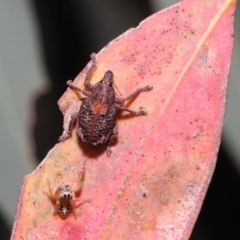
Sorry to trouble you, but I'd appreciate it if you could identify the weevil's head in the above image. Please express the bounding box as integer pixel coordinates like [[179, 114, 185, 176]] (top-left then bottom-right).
[[101, 70, 114, 86], [92, 70, 116, 105]]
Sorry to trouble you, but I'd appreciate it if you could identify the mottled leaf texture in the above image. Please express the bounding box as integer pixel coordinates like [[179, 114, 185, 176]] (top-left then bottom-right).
[[11, 0, 237, 239]]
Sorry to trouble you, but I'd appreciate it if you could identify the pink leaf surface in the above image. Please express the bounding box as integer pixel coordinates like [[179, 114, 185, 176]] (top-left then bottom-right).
[[11, 0, 237, 239]]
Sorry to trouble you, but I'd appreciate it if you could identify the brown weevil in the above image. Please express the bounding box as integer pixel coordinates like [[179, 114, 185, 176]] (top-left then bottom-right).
[[59, 53, 153, 155]]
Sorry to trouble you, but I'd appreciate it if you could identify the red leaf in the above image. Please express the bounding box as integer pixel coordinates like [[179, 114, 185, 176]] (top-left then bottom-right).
[[11, 0, 237, 239]]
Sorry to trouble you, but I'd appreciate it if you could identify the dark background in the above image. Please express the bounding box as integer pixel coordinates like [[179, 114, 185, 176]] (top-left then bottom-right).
[[2, 1, 240, 239]]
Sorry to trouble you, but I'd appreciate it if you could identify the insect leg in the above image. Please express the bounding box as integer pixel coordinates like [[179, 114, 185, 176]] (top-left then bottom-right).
[[84, 53, 97, 90], [43, 179, 59, 215], [74, 199, 91, 213], [70, 194, 77, 219], [59, 112, 78, 141], [114, 104, 147, 116], [72, 161, 85, 195], [53, 202, 58, 216], [72, 192, 90, 218], [43, 179, 55, 201], [106, 125, 118, 156], [115, 85, 153, 104], [67, 80, 91, 97]]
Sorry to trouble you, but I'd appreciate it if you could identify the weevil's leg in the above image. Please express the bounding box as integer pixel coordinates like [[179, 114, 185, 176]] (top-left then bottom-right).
[[114, 104, 147, 116], [106, 147, 112, 156], [67, 80, 91, 97], [84, 53, 97, 90], [115, 85, 153, 104], [59, 112, 78, 141], [106, 125, 118, 156]]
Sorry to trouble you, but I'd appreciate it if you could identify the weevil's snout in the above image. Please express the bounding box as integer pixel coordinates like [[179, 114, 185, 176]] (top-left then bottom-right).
[[102, 70, 114, 86]]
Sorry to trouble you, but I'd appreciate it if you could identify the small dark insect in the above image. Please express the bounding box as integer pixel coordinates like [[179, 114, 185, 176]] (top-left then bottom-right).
[[59, 53, 153, 156], [44, 171, 88, 219]]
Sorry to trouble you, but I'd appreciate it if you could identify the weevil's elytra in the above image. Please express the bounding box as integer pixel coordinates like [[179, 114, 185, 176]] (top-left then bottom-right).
[[59, 53, 153, 156]]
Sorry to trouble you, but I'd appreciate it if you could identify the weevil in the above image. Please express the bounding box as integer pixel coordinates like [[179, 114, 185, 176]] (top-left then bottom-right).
[[59, 53, 153, 156]]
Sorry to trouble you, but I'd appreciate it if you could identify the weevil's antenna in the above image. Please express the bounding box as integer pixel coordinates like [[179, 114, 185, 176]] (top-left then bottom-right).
[[113, 82, 123, 97]]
